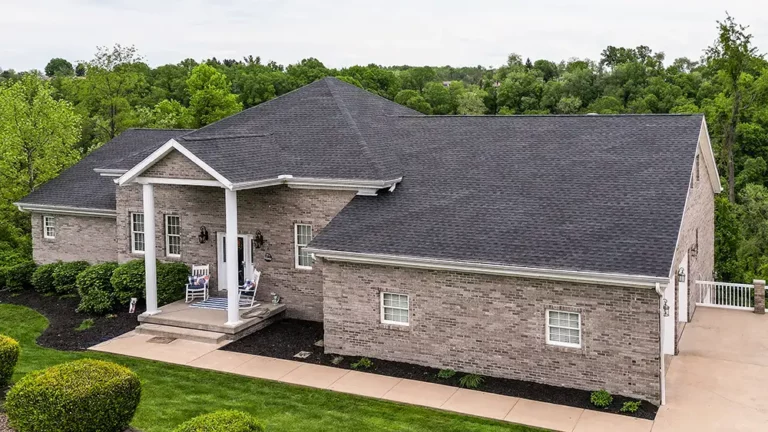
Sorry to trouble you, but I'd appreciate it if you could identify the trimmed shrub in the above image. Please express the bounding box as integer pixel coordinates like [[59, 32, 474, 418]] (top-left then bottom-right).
[[52, 261, 90, 295], [77, 262, 119, 314], [111, 259, 145, 305], [458, 373, 484, 389], [31, 262, 62, 293], [5, 261, 37, 291], [157, 262, 190, 305], [0, 266, 7, 289], [590, 389, 613, 408], [0, 334, 20, 387], [172, 410, 265, 432], [5, 359, 141, 432], [620, 400, 641, 413]]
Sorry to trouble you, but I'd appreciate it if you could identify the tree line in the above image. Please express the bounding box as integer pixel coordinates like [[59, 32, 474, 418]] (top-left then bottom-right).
[[1, 14, 767, 283]]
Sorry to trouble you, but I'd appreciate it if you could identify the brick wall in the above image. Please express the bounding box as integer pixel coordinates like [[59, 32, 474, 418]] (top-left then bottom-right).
[[674, 148, 716, 343], [323, 262, 662, 404], [116, 183, 355, 320], [142, 150, 215, 180], [30, 213, 117, 264]]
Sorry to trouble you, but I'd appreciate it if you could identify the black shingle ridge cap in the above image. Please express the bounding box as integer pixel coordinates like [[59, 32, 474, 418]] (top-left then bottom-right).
[[325, 78, 387, 179], [388, 113, 703, 118], [181, 133, 273, 142]]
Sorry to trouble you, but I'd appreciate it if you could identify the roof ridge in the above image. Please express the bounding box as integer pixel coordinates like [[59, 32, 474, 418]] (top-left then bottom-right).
[[325, 78, 387, 179], [389, 113, 704, 118], [181, 132, 272, 142]]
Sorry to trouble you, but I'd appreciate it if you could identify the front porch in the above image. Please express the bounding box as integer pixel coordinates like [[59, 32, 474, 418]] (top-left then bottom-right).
[[136, 299, 286, 343]]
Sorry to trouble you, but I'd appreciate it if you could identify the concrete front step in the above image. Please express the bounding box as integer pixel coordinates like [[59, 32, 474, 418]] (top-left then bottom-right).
[[135, 323, 228, 344]]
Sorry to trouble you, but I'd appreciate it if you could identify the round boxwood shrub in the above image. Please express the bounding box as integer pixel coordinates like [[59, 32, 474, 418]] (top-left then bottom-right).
[[52, 261, 90, 295], [111, 259, 146, 305], [0, 334, 20, 387], [5, 359, 141, 432], [31, 262, 62, 293], [77, 262, 119, 314], [158, 262, 191, 306], [5, 261, 37, 291], [172, 410, 265, 432]]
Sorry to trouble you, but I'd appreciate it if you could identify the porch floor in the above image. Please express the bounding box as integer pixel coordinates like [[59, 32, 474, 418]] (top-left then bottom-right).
[[137, 299, 286, 338]]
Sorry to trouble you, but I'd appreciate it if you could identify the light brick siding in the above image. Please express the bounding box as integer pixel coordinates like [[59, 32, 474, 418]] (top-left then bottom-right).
[[673, 149, 716, 344], [323, 262, 662, 404], [30, 213, 117, 264], [142, 150, 215, 180], [116, 183, 355, 320]]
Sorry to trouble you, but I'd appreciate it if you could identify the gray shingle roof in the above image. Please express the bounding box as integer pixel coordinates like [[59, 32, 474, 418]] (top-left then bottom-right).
[[176, 77, 419, 184], [18, 129, 189, 210], [310, 114, 705, 278]]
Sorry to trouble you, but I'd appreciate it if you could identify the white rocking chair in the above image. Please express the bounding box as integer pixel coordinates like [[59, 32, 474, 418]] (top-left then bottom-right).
[[238, 269, 261, 309], [185, 265, 210, 303]]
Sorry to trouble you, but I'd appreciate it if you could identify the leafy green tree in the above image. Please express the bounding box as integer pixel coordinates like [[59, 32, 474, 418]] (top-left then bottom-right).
[[715, 196, 743, 281], [75, 62, 86, 77], [706, 14, 762, 202], [0, 75, 80, 209], [187, 64, 242, 127], [456, 90, 487, 115], [400, 67, 437, 93], [394, 89, 432, 114], [556, 96, 582, 114], [285, 58, 330, 86], [44, 58, 74, 77], [423, 82, 453, 114]]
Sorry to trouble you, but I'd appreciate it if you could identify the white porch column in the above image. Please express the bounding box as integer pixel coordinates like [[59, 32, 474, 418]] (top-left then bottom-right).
[[143, 183, 159, 315], [225, 189, 241, 326]]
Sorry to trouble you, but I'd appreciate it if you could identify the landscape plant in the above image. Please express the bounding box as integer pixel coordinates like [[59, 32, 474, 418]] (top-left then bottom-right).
[[172, 410, 265, 432], [52, 260, 89, 295], [157, 261, 191, 305], [350, 357, 374, 370], [77, 261, 119, 314], [458, 374, 484, 389], [0, 334, 20, 386], [590, 389, 613, 408], [437, 369, 456, 379], [111, 259, 146, 304], [5, 261, 37, 291], [620, 400, 642, 413], [31, 262, 62, 293], [4, 358, 141, 432]]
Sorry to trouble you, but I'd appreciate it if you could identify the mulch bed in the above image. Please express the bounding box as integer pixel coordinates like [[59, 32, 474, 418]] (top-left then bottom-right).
[[224, 318, 658, 420], [0, 289, 142, 351]]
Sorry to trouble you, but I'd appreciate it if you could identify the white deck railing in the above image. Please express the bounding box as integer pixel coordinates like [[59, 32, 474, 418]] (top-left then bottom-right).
[[695, 281, 755, 311]]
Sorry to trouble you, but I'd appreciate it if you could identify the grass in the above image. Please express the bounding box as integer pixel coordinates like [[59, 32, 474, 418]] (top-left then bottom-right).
[[0, 304, 544, 432], [75, 318, 95, 331]]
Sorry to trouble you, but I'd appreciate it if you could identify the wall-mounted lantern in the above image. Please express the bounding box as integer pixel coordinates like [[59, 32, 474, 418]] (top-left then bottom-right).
[[663, 299, 670, 317], [253, 230, 264, 249], [198, 226, 209, 244], [677, 266, 686, 283]]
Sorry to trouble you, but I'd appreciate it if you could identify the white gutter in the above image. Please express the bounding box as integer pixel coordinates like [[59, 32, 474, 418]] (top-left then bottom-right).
[[306, 248, 670, 288], [14, 203, 116, 218]]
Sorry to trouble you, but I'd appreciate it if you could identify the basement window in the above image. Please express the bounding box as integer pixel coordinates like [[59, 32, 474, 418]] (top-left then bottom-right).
[[381, 292, 409, 325], [546, 310, 581, 348], [43, 215, 55, 239]]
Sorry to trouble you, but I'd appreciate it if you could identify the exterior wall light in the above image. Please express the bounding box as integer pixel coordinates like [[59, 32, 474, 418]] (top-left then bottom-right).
[[198, 226, 209, 244], [663, 299, 670, 317], [677, 266, 686, 283]]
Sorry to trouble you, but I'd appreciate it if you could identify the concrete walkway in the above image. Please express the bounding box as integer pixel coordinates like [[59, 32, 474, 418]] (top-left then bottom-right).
[[652, 307, 768, 432], [91, 332, 652, 432]]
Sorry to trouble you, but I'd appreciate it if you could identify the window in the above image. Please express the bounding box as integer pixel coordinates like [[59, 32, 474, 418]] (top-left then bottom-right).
[[131, 213, 145, 253], [294, 224, 313, 269], [381, 292, 409, 325], [43, 215, 55, 239], [546, 310, 581, 348], [165, 215, 181, 257]]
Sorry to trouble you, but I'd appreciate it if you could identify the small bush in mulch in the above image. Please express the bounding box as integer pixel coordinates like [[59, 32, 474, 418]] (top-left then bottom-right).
[[0, 334, 20, 387], [77, 262, 119, 314], [31, 262, 62, 293], [0, 290, 143, 351], [5, 359, 141, 432], [5, 262, 37, 292], [111, 260, 145, 305], [172, 410, 265, 432], [223, 319, 658, 420], [157, 262, 189, 306], [52, 261, 90, 295]]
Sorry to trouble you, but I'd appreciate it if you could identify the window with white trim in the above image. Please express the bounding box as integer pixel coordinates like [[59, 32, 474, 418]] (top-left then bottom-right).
[[43, 215, 55, 239], [381, 292, 409, 325], [131, 213, 145, 253], [546, 310, 581, 348], [294, 224, 313, 269], [165, 215, 181, 257]]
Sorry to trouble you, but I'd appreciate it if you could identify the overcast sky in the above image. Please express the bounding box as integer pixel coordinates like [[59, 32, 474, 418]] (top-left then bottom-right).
[[2, 0, 767, 71]]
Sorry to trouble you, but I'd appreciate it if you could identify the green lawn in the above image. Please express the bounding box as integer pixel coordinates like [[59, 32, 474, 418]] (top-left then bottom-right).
[[0, 304, 543, 432]]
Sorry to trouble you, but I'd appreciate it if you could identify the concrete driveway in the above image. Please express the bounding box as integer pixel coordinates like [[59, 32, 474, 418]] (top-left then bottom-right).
[[653, 307, 768, 431]]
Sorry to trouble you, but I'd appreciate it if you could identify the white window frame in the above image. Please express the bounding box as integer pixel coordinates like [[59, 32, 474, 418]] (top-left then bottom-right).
[[294, 223, 313, 269], [165, 214, 181, 257], [545, 309, 581, 348], [380, 292, 410, 326], [43, 215, 55, 239], [130, 212, 145, 254]]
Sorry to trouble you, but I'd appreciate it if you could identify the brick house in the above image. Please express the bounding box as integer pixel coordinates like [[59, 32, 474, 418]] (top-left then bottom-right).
[[17, 77, 721, 405]]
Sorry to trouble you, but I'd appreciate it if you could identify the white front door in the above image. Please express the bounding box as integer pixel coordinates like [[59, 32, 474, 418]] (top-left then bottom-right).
[[663, 276, 676, 355], [217, 233, 253, 291]]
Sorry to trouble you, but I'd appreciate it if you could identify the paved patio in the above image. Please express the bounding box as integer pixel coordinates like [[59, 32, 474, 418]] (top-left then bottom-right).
[[91, 332, 653, 431]]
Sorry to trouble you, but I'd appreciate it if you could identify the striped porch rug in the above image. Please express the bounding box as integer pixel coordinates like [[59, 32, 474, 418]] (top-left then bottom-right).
[[189, 298, 228, 310]]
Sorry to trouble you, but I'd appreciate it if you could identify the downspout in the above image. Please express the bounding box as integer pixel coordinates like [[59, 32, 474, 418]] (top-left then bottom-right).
[[656, 282, 666, 406]]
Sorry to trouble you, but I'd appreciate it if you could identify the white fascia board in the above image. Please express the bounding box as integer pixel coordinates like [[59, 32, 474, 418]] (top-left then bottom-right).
[[305, 248, 669, 289], [14, 202, 116, 218], [699, 118, 723, 194], [233, 176, 402, 195], [117, 139, 233, 189], [135, 177, 225, 188], [94, 168, 127, 177]]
